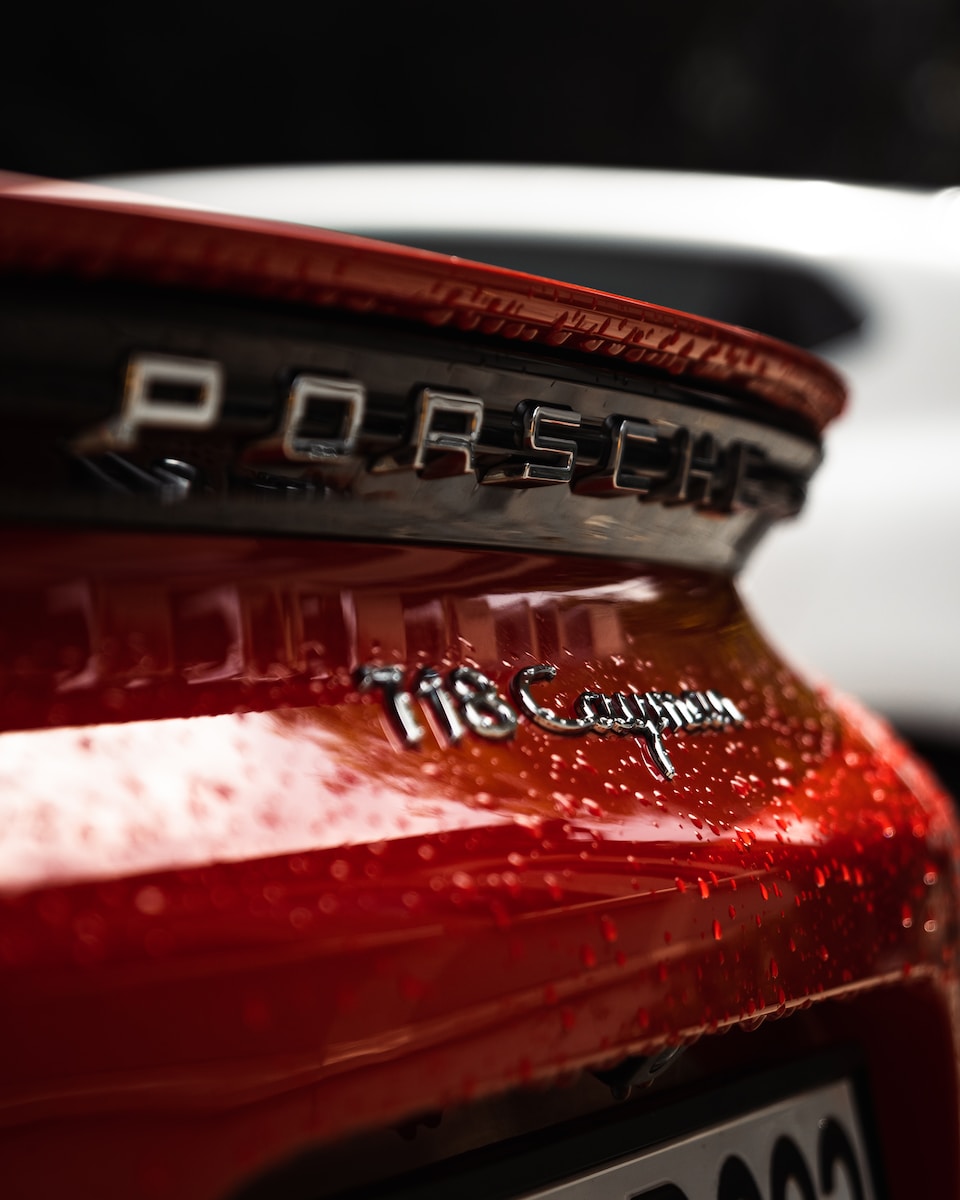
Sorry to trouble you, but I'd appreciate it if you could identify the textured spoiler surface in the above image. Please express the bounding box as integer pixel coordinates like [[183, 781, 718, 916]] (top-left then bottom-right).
[[0, 172, 845, 434]]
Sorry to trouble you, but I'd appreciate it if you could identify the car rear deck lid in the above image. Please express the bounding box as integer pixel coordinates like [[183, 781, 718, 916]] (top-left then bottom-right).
[[0, 174, 845, 572]]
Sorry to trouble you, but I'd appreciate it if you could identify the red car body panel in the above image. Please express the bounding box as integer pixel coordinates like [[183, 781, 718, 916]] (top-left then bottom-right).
[[0, 178, 955, 1198]]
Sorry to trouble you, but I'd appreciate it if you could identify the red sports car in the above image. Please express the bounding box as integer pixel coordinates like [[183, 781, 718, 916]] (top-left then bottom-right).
[[0, 173, 955, 1198]]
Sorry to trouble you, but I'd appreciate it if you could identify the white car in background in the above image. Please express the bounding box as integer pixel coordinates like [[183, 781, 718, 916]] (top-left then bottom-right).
[[101, 165, 960, 750]]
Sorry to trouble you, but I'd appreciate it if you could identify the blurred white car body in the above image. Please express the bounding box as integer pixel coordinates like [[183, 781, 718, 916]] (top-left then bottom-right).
[[99, 165, 960, 740]]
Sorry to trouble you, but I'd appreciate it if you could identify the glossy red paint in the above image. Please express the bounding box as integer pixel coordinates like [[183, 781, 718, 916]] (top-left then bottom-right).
[[0, 173, 844, 432], [0, 530, 957, 1196], [0, 178, 955, 1198]]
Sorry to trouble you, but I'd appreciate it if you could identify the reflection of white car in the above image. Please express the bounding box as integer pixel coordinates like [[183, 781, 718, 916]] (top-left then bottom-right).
[[102, 165, 960, 742]]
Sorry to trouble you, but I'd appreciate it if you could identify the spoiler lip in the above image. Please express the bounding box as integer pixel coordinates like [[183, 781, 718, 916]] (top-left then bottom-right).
[[0, 171, 845, 435]]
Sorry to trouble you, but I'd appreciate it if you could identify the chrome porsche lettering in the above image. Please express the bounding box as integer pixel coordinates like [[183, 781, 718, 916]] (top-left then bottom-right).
[[358, 661, 745, 780], [573, 417, 671, 497], [669, 429, 720, 506], [72, 351, 796, 516], [246, 374, 366, 463], [482, 403, 582, 486], [373, 389, 484, 477], [74, 352, 224, 455]]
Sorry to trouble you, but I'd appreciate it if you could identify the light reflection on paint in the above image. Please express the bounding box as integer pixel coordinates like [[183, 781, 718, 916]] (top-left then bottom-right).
[[0, 708, 512, 890]]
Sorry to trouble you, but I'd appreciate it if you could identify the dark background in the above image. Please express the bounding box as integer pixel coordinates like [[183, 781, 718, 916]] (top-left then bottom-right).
[[3, 0, 960, 186]]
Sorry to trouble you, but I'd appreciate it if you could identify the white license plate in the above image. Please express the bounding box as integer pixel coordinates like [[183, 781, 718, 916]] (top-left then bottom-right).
[[522, 1079, 875, 1200]]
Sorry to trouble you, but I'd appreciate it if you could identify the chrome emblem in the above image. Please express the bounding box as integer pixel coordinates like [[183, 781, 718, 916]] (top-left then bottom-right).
[[72, 352, 807, 518], [356, 662, 745, 781]]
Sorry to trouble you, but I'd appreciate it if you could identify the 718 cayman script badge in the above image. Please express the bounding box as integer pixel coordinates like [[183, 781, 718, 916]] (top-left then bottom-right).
[[356, 662, 745, 781]]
